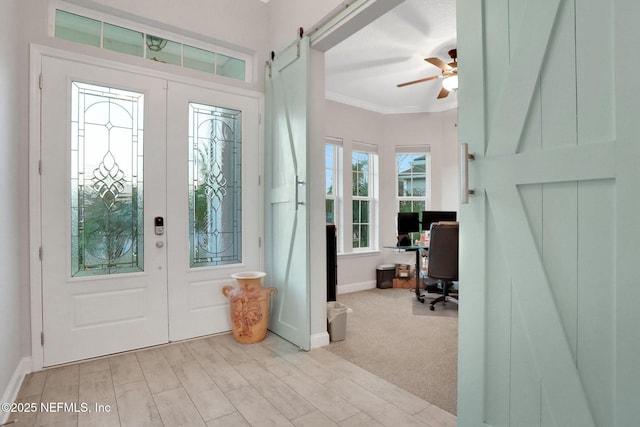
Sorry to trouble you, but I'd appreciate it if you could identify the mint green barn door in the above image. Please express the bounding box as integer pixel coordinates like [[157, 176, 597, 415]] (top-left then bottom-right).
[[457, 0, 640, 425], [264, 37, 311, 350]]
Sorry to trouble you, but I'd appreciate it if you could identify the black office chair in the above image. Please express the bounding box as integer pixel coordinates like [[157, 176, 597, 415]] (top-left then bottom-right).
[[418, 221, 459, 311]]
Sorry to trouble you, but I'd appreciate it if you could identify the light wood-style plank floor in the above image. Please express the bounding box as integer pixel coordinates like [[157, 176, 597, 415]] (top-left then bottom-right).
[[8, 333, 456, 427]]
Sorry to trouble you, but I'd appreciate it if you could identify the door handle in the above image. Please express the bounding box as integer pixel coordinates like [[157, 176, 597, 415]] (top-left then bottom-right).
[[295, 176, 305, 210], [460, 142, 476, 204]]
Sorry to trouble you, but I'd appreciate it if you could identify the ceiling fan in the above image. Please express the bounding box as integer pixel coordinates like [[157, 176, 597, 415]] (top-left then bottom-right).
[[397, 48, 458, 99]]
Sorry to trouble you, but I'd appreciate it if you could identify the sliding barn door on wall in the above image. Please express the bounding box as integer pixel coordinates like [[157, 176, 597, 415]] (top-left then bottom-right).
[[457, 0, 640, 425], [264, 37, 311, 350]]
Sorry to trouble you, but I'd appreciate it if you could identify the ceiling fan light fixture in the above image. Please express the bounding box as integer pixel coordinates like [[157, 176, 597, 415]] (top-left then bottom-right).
[[442, 75, 458, 92]]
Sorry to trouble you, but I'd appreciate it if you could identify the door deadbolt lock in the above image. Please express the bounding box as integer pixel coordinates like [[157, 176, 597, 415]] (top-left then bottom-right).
[[154, 216, 165, 235]]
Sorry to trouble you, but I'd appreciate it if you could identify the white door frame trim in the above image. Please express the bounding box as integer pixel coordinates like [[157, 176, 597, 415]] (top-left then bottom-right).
[[28, 44, 264, 371]]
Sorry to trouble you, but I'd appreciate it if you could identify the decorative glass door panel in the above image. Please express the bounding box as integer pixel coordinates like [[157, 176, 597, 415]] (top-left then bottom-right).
[[188, 102, 242, 268], [71, 82, 145, 276]]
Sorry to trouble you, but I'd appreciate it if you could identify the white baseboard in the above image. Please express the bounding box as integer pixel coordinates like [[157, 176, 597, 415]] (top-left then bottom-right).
[[310, 331, 330, 349], [337, 280, 376, 295], [0, 356, 32, 424]]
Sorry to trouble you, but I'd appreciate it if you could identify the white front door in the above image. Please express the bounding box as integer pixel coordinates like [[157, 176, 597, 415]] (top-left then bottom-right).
[[457, 0, 640, 425], [41, 57, 169, 366], [166, 81, 262, 341], [40, 56, 261, 366]]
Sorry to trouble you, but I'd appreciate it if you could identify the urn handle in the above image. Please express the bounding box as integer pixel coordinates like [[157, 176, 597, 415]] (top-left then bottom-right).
[[222, 285, 234, 298]]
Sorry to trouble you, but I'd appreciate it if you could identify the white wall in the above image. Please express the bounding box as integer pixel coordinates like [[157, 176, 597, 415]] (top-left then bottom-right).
[[383, 109, 460, 212], [325, 100, 459, 292], [0, 0, 25, 406]]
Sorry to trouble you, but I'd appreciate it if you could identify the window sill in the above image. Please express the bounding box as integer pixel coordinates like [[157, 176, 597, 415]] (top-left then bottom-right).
[[337, 250, 381, 259]]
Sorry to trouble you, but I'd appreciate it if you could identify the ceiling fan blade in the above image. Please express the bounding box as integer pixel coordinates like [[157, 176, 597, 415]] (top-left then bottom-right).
[[437, 87, 450, 99], [397, 75, 439, 88], [425, 57, 452, 72]]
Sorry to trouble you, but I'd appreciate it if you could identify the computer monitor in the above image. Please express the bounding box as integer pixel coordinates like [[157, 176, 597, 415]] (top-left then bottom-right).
[[422, 210, 457, 231], [397, 212, 420, 247], [397, 212, 421, 234]]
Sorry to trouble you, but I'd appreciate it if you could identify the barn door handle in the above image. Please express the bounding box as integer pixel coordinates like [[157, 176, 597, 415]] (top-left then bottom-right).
[[460, 143, 476, 204], [295, 176, 305, 210]]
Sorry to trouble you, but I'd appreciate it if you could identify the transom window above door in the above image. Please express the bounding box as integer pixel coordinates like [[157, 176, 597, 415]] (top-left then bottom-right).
[[51, 6, 251, 81]]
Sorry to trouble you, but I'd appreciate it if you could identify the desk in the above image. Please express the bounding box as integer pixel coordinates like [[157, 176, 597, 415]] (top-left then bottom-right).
[[384, 244, 428, 300]]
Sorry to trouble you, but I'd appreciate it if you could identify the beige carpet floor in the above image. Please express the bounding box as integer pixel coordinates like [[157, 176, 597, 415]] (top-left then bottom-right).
[[326, 287, 458, 415]]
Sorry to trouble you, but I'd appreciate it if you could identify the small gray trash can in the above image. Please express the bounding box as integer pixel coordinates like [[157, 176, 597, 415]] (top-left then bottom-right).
[[327, 301, 350, 342], [376, 264, 395, 289]]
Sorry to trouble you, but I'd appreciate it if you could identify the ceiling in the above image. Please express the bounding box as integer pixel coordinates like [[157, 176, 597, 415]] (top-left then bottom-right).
[[325, 0, 457, 114]]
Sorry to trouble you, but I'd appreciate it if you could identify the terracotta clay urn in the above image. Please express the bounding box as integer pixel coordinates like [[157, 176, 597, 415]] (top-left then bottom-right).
[[222, 271, 277, 344]]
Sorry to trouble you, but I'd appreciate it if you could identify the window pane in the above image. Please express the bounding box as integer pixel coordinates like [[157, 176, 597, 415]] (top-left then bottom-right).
[[188, 103, 242, 267], [360, 156, 369, 174], [217, 53, 246, 80], [352, 151, 369, 197], [326, 199, 334, 224], [147, 36, 181, 65], [360, 224, 369, 247], [397, 154, 427, 195], [352, 171, 359, 196], [360, 200, 369, 223], [398, 180, 408, 197], [413, 200, 426, 212], [397, 152, 428, 214], [352, 200, 360, 222], [184, 45, 215, 74], [352, 225, 361, 248], [399, 200, 412, 212], [56, 10, 101, 47], [104, 24, 143, 57], [71, 82, 144, 276], [325, 145, 334, 196]]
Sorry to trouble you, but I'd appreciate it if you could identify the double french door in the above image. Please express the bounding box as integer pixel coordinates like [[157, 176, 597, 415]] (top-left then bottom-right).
[[39, 56, 260, 366]]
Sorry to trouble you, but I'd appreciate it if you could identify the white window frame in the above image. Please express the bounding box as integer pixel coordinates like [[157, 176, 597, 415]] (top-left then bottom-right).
[[325, 138, 343, 252], [350, 141, 378, 253], [396, 145, 431, 213]]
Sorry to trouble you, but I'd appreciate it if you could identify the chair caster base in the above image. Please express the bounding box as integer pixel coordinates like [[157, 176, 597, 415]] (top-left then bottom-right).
[[429, 305, 435, 311]]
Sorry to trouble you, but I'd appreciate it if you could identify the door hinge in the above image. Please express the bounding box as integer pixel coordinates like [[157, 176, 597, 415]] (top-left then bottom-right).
[[258, 113, 262, 125], [39, 246, 43, 261], [259, 237, 262, 248], [40, 332, 44, 346], [258, 175, 261, 186], [39, 73, 43, 90], [38, 160, 42, 175]]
